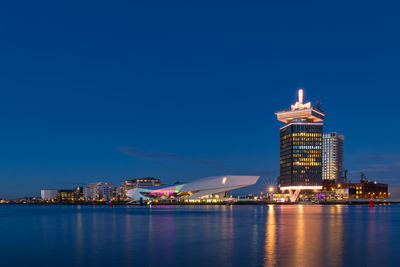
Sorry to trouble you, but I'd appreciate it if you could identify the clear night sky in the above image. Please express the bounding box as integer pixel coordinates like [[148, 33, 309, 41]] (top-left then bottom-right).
[[1, 1, 399, 198]]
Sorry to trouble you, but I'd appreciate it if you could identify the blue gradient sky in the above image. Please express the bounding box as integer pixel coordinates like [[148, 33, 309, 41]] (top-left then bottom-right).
[[1, 1, 399, 198]]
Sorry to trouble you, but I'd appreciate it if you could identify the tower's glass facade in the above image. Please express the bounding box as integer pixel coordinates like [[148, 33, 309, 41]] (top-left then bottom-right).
[[279, 124, 323, 187]]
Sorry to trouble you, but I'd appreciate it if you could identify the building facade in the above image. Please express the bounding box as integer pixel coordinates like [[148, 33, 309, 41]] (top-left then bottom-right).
[[130, 177, 161, 187], [347, 180, 388, 199], [83, 186, 92, 201], [322, 179, 388, 199], [322, 133, 344, 182], [74, 186, 84, 201], [118, 178, 161, 200], [57, 190, 75, 202], [41, 189, 58, 201], [276, 89, 325, 189], [279, 124, 324, 186], [84, 182, 115, 201]]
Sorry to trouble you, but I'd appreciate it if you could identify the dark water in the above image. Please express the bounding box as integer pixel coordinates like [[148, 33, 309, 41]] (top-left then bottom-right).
[[0, 205, 399, 267]]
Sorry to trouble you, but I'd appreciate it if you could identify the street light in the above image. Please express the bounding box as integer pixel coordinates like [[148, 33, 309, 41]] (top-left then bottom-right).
[[268, 186, 274, 193]]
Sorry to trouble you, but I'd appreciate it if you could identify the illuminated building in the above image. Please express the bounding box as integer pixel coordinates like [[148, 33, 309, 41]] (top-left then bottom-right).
[[84, 182, 115, 201], [322, 133, 344, 182], [321, 178, 388, 200], [41, 189, 58, 201], [272, 193, 290, 203], [131, 177, 161, 187], [83, 186, 92, 200], [57, 190, 75, 202], [346, 180, 388, 199], [276, 89, 325, 201], [74, 186, 84, 201], [121, 177, 161, 191], [126, 175, 259, 202], [118, 177, 161, 200]]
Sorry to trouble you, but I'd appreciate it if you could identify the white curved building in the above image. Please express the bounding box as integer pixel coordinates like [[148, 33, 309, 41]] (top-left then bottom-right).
[[126, 175, 260, 201]]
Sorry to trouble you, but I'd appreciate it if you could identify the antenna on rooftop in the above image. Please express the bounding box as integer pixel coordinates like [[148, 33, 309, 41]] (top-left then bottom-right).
[[298, 89, 303, 104]]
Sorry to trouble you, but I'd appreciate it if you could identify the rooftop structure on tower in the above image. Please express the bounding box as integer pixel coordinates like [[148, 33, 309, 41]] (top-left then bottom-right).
[[276, 89, 326, 123]]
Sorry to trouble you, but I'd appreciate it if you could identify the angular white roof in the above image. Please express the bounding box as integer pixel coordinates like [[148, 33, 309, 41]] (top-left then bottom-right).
[[127, 175, 260, 201]]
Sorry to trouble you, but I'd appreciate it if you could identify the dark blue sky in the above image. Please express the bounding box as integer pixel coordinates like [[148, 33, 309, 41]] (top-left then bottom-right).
[[1, 1, 399, 198]]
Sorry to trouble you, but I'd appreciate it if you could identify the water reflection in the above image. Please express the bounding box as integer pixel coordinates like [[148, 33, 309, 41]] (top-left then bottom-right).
[[75, 209, 83, 266], [265, 205, 276, 266], [264, 205, 344, 266], [325, 205, 344, 266], [294, 205, 306, 266], [0, 205, 398, 266]]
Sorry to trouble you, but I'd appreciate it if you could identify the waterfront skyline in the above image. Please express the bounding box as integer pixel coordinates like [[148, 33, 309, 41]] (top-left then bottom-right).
[[1, 1, 400, 198]]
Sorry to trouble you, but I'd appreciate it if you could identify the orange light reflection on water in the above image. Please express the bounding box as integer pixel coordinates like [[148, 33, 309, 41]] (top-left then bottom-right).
[[264, 205, 344, 266], [265, 205, 276, 266]]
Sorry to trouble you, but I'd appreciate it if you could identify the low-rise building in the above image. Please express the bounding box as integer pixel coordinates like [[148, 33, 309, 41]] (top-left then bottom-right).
[[347, 180, 388, 199], [57, 190, 75, 202], [272, 193, 290, 202], [322, 179, 388, 199], [124, 177, 161, 188], [119, 177, 161, 200], [74, 187, 84, 201], [84, 182, 115, 201], [41, 189, 58, 201]]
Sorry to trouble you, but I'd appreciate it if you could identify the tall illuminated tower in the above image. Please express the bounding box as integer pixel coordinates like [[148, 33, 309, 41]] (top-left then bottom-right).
[[275, 89, 325, 201], [322, 132, 344, 182]]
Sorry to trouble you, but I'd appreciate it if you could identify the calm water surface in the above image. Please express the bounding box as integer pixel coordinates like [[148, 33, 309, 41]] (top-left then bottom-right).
[[0, 205, 399, 267]]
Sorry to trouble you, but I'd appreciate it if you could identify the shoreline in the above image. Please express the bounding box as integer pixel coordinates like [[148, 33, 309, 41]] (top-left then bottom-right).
[[1, 200, 399, 206]]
